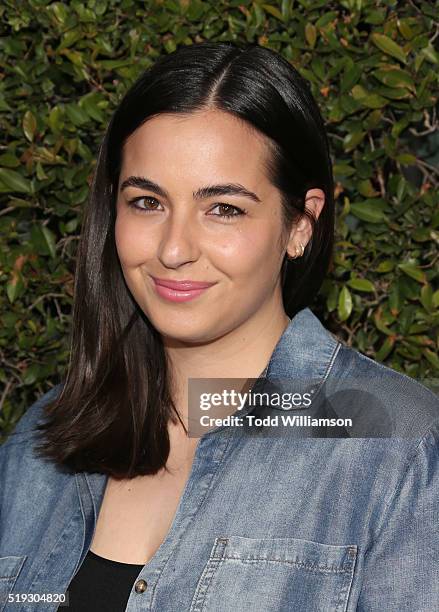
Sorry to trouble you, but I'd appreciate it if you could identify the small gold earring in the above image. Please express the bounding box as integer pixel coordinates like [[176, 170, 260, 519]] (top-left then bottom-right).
[[286, 242, 305, 261]]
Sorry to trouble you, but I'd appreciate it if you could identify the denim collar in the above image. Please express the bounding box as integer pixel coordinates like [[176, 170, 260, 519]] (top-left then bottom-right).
[[265, 306, 341, 389], [219, 306, 342, 424]]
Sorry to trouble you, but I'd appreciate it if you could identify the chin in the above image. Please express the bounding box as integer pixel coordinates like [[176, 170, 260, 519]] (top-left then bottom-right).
[[145, 311, 215, 344]]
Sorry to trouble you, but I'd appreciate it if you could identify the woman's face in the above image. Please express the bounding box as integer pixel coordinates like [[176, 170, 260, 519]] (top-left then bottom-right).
[[115, 109, 294, 343]]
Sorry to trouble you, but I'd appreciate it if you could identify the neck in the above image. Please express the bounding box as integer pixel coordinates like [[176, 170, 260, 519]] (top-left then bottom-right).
[[162, 299, 291, 428]]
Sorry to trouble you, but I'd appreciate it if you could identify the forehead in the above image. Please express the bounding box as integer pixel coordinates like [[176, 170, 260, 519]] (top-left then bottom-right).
[[119, 109, 272, 187]]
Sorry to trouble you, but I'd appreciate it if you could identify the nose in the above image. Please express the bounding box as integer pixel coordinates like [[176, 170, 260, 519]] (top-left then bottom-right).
[[157, 208, 201, 269]]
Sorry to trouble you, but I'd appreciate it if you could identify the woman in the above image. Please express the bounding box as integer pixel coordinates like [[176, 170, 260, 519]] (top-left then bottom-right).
[[1, 41, 438, 612]]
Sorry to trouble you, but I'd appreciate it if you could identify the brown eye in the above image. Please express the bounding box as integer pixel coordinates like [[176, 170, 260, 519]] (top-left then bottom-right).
[[209, 203, 247, 220], [127, 196, 162, 213]]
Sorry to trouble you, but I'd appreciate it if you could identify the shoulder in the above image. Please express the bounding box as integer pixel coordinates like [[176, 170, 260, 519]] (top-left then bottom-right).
[[0, 384, 78, 549], [328, 340, 439, 439], [0, 385, 66, 510], [1, 383, 64, 447], [0, 384, 66, 503]]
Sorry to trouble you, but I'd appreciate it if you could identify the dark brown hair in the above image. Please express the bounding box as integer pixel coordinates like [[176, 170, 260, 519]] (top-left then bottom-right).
[[32, 41, 334, 478]]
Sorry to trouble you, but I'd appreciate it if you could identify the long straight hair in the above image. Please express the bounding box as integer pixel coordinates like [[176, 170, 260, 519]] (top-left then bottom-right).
[[32, 42, 335, 478]]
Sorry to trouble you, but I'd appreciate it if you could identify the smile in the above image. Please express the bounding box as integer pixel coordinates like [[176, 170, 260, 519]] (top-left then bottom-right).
[[150, 276, 216, 303]]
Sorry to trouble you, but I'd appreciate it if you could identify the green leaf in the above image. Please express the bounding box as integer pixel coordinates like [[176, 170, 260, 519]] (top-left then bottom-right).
[[262, 4, 284, 21], [347, 278, 375, 292], [0, 153, 20, 168], [357, 179, 379, 197], [375, 85, 411, 100], [338, 286, 352, 321], [374, 310, 394, 335], [65, 104, 90, 126], [420, 43, 438, 65], [48, 106, 65, 132], [390, 116, 410, 138], [412, 228, 431, 242], [79, 93, 105, 123], [405, 335, 432, 347], [99, 59, 134, 70], [370, 33, 407, 64], [352, 85, 367, 100], [349, 202, 386, 224], [333, 163, 356, 177], [360, 94, 388, 109], [185, 0, 206, 21], [50, 1, 69, 24], [22, 363, 40, 386], [398, 305, 417, 335], [375, 335, 396, 361], [59, 30, 83, 49], [315, 12, 337, 27], [364, 109, 382, 130], [399, 276, 421, 300], [0, 168, 32, 194], [343, 131, 366, 152], [388, 280, 403, 313], [36, 162, 48, 180], [61, 49, 85, 67], [41, 226, 57, 258], [30, 224, 57, 257], [22, 110, 37, 142], [397, 19, 414, 40], [423, 348, 439, 370], [6, 274, 24, 303], [398, 263, 426, 283], [420, 284, 434, 312], [65, 218, 79, 233], [375, 260, 395, 273], [326, 283, 338, 312], [305, 23, 317, 48], [396, 153, 416, 165], [0, 96, 12, 111], [340, 95, 362, 115], [372, 68, 415, 92], [365, 9, 386, 25], [340, 65, 362, 93]]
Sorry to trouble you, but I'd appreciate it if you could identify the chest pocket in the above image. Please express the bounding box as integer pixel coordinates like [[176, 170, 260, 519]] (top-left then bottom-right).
[[0, 555, 27, 612], [189, 536, 357, 612]]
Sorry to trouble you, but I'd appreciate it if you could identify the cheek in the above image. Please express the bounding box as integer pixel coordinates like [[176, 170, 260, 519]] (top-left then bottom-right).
[[114, 214, 153, 267], [213, 224, 281, 276]]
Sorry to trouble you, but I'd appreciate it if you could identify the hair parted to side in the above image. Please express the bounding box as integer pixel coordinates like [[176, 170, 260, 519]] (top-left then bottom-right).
[[29, 41, 334, 478]]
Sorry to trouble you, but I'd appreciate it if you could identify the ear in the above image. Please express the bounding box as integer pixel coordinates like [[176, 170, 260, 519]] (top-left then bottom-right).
[[285, 188, 325, 258]]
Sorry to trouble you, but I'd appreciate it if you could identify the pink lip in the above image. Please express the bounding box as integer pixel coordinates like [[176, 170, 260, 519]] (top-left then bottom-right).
[[150, 276, 216, 303], [151, 277, 216, 290]]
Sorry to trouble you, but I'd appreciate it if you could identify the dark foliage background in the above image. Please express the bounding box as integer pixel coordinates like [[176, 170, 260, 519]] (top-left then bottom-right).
[[1, 0, 438, 440]]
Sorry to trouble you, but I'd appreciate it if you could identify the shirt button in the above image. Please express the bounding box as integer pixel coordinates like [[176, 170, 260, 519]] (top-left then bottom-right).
[[135, 579, 148, 593]]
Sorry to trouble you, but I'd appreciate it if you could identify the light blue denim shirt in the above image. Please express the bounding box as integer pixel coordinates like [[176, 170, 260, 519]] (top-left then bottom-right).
[[1, 306, 439, 612]]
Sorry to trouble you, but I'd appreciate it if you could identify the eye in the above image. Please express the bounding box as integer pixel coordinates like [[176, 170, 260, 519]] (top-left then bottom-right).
[[127, 196, 162, 213], [208, 203, 247, 221], [126, 197, 247, 221]]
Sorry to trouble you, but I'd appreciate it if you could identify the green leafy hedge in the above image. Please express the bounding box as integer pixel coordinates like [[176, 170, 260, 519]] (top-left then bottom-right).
[[1, 0, 438, 439]]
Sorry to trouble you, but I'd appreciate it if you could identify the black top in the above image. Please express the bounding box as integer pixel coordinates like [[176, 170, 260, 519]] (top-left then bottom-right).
[[59, 550, 144, 611]]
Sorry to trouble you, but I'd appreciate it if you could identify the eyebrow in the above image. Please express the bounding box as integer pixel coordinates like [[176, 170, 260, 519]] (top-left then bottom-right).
[[119, 175, 261, 204]]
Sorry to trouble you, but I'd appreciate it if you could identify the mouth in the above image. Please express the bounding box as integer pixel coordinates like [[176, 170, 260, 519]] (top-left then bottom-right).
[[150, 276, 216, 303]]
